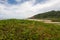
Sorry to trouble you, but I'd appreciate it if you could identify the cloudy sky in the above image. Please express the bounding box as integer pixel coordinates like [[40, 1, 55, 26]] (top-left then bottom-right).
[[0, 0, 60, 19]]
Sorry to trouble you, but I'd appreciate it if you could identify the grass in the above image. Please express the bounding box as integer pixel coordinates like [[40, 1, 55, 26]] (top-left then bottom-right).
[[0, 19, 60, 40], [51, 18, 60, 22]]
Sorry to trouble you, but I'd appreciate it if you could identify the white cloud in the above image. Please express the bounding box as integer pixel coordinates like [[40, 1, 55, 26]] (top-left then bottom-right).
[[0, 0, 60, 19]]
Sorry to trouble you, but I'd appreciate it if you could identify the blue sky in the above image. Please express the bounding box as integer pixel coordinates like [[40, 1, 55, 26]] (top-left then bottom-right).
[[0, 0, 60, 19], [8, 0, 17, 4], [7, 0, 46, 5], [8, 0, 28, 4]]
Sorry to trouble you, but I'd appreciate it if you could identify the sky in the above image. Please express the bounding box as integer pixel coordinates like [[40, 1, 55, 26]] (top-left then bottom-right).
[[0, 0, 60, 19]]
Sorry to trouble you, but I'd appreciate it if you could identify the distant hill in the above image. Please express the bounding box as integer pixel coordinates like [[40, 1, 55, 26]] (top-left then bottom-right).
[[29, 10, 60, 22], [30, 10, 60, 19]]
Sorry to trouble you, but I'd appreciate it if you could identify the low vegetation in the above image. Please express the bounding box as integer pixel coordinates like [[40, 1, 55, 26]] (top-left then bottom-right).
[[0, 19, 60, 40], [51, 18, 60, 22]]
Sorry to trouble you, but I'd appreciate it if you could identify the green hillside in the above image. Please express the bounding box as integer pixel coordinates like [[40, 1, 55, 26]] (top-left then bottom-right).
[[0, 19, 60, 40], [30, 11, 60, 22]]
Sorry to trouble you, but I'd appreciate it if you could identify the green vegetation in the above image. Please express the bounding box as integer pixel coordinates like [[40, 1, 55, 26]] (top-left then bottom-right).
[[30, 10, 60, 22], [0, 19, 60, 40]]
